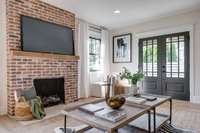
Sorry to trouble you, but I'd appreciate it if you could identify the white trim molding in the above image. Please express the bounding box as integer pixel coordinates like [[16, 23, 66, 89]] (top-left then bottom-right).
[[190, 96, 200, 104], [135, 24, 196, 103], [0, 0, 8, 115], [135, 24, 194, 39]]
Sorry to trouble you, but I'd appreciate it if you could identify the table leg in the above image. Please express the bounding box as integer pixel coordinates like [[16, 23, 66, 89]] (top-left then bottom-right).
[[153, 108, 156, 133], [64, 115, 67, 133], [148, 110, 151, 133], [111, 129, 118, 133], [169, 99, 172, 124]]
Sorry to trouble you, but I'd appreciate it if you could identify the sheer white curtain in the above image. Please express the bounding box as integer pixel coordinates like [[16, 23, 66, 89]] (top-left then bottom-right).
[[101, 29, 110, 79], [75, 19, 90, 98], [75, 20, 110, 98], [89, 29, 110, 97]]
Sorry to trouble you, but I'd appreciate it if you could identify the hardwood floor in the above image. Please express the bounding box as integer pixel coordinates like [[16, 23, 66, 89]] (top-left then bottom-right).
[[0, 99, 200, 133]]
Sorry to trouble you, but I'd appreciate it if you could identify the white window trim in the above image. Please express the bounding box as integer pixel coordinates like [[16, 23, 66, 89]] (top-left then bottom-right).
[[89, 37, 102, 72]]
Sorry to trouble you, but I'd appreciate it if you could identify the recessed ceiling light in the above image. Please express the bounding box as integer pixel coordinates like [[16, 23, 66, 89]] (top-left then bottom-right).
[[114, 10, 120, 14]]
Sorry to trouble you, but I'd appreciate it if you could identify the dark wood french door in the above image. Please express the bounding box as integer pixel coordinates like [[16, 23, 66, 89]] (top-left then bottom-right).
[[139, 32, 190, 100]]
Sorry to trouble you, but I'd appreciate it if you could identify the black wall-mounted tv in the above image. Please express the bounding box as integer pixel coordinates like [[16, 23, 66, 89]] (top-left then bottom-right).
[[21, 16, 74, 55]]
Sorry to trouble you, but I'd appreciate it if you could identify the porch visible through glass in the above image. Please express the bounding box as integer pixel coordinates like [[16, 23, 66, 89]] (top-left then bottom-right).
[[143, 39, 158, 77], [166, 36, 185, 78]]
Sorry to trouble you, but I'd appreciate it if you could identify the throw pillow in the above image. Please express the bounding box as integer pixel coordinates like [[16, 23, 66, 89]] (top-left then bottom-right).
[[20, 87, 37, 101]]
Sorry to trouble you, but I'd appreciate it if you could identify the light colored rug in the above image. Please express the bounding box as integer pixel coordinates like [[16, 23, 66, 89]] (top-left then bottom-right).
[[54, 127, 105, 133], [159, 122, 196, 133]]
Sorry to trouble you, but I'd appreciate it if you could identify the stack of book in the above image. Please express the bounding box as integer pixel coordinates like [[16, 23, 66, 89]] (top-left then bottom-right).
[[95, 109, 127, 122], [79, 104, 127, 122], [126, 97, 146, 104], [79, 104, 104, 114], [126, 95, 157, 105]]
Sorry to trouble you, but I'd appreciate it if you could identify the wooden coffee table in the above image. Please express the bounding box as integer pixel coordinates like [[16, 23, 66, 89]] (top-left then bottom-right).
[[61, 94, 172, 133], [126, 94, 172, 133], [62, 99, 152, 133]]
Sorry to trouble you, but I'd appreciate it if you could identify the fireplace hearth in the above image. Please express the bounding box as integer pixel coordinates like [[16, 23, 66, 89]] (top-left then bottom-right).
[[33, 77, 65, 107]]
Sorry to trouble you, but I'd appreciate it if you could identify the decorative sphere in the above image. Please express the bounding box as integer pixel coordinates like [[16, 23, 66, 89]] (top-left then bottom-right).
[[106, 96, 126, 109]]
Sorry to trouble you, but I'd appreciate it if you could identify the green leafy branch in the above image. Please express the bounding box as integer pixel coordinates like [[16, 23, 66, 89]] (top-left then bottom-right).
[[119, 67, 144, 85]]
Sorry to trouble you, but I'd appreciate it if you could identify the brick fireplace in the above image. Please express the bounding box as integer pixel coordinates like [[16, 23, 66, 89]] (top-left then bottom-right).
[[6, 0, 79, 115]]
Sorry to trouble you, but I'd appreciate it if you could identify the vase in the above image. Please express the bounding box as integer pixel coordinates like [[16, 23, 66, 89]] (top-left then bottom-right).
[[131, 84, 140, 96]]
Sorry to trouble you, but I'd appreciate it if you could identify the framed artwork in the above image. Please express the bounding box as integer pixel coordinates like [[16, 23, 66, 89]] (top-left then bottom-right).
[[113, 33, 132, 63]]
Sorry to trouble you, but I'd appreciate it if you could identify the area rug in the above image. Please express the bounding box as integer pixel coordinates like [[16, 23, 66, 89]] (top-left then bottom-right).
[[159, 122, 196, 133], [55, 123, 196, 133], [54, 125, 96, 133], [128, 113, 196, 133]]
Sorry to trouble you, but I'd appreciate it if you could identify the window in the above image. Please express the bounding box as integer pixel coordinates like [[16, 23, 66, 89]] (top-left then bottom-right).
[[89, 37, 101, 71]]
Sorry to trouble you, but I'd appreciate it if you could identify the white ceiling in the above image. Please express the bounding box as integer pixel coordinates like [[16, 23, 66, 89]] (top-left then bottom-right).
[[43, 0, 200, 29]]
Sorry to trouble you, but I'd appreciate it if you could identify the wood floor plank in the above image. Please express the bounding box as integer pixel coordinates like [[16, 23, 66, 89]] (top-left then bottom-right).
[[0, 99, 199, 133]]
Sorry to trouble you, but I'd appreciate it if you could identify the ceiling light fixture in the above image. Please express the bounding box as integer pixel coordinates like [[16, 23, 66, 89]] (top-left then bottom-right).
[[114, 10, 120, 14]]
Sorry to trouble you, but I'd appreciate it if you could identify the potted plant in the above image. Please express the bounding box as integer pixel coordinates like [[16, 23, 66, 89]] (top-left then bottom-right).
[[119, 67, 144, 96]]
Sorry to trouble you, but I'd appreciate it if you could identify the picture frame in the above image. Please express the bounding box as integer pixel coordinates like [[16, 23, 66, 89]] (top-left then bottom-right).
[[113, 33, 132, 63]]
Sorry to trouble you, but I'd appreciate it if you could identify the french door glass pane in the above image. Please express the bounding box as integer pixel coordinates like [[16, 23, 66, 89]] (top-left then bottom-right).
[[172, 73, 178, 78], [147, 44, 152, 76], [166, 42, 171, 77], [166, 36, 185, 78], [153, 41, 157, 77], [179, 73, 184, 78], [172, 37, 178, 42], [179, 41, 184, 73], [171, 42, 178, 76], [143, 42, 147, 76], [143, 39, 157, 77]]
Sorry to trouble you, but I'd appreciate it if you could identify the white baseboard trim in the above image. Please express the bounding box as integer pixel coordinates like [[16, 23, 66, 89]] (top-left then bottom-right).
[[190, 96, 200, 104]]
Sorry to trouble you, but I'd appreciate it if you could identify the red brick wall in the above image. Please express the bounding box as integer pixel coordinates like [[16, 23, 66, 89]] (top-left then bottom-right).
[[6, 0, 78, 115]]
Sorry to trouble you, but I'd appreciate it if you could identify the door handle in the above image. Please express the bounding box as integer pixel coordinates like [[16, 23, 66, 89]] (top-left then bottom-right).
[[162, 70, 166, 73]]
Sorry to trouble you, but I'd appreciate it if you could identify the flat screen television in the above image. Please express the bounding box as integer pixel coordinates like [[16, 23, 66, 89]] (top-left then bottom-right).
[[21, 16, 74, 55]]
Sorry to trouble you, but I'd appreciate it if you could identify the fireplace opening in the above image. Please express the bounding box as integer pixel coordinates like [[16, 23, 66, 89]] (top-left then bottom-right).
[[33, 77, 65, 107]]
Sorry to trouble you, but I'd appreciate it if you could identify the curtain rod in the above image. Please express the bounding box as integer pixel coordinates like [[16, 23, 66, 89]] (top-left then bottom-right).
[[76, 18, 107, 31], [89, 25, 101, 32]]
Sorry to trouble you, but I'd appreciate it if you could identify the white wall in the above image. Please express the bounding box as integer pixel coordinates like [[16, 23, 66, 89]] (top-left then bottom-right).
[[0, 0, 7, 115], [110, 10, 200, 103]]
